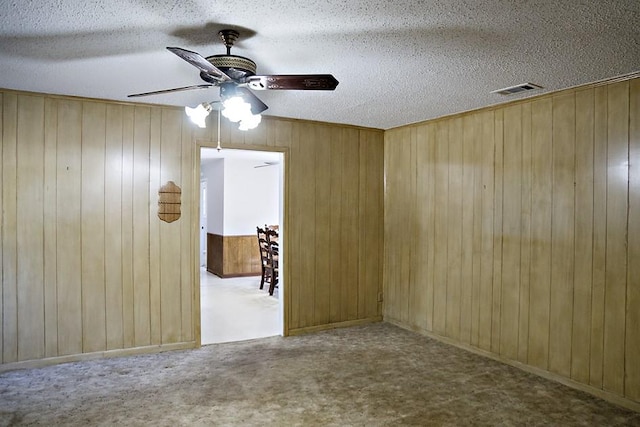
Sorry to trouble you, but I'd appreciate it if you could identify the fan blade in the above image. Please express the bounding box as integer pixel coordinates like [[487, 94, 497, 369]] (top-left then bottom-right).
[[246, 74, 339, 91], [236, 87, 269, 115], [167, 47, 231, 81], [127, 84, 214, 98]]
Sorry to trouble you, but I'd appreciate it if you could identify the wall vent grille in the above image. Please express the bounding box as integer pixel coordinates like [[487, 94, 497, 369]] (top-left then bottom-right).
[[491, 82, 543, 95]]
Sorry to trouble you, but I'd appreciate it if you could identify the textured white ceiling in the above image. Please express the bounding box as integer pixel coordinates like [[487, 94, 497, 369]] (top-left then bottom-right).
[[0, 0, 638, 129]]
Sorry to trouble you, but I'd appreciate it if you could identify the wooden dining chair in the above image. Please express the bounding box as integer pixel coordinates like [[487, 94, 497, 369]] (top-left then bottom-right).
[[267, 240, 279, 296], [256, 227, 270, 290]]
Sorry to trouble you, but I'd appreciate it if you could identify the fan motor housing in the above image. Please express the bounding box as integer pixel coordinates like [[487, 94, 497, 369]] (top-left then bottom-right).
[[204, 54, 257, 82]]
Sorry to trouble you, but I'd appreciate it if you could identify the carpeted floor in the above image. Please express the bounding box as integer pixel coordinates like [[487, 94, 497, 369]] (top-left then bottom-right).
[[0, 322, 638, 426]]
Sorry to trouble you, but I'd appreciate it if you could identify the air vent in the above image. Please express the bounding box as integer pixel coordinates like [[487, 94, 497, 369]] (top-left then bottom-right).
[[491, 83, 543, 96]]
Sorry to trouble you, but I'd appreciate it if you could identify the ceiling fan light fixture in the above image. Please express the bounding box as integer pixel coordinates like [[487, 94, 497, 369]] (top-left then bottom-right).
[[221, 96, 252, 122], [221, 95, 262, 131], [185, 102, 213, 128], [238, 113, 262, 131]]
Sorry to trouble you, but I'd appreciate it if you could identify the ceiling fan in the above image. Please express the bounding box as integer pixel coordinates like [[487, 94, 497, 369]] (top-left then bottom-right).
[[254, 161, 279, 168], [128, 29, 339, 117]]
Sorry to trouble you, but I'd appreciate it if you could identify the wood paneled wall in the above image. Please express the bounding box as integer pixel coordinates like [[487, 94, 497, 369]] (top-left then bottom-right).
[[383, 77, 640, 406], [0, 92, 196, 365], [0, 88, 384, 366], [206, 234, 261, 277], [200, 115, 385, 333]]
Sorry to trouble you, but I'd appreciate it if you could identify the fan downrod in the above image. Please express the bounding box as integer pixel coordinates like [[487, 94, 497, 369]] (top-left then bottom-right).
[[218, 29, 240, 55]]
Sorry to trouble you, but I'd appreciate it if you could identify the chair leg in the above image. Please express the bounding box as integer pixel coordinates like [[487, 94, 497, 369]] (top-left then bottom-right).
[[259, 265, 265, 289], [268, 272, 278, 296]]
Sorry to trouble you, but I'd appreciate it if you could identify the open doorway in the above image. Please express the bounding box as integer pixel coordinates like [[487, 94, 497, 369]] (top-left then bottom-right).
[[199, 147, 284, 344]]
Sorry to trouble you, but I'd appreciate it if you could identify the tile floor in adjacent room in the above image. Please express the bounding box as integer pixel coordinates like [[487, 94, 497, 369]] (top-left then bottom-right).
[[200, 269, 281, 345]]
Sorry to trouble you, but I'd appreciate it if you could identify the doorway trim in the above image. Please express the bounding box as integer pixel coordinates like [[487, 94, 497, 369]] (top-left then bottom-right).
[[192, 140, 290, 346]]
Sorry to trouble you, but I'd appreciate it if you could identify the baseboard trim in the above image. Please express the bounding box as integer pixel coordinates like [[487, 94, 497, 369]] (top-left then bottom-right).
[[288, 316, 383, 336], [385, 317, 640, 414], [0, 341, 197, 373]]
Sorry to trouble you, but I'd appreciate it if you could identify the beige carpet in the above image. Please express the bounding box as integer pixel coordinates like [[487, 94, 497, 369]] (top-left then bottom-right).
[[0, 323, 638, 426]]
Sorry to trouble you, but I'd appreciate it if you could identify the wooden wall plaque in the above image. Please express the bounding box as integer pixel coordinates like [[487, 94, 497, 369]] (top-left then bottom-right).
[[158, 181, 181, 223]]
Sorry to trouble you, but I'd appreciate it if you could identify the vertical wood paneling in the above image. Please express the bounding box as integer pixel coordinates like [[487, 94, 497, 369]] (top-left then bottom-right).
[[298, 122, 316, 328], [2, 89, 383, 369], [132, 106, 151, 347], [359, 129, 384, 320], [148, 108, 161, 345], [16, 95, 45, 361], [180, 115, 193, 342], [432, 121, 448, 335], [2, 93, 18, 363], [460, 115, 477, 345], [518, 102, 532, 363], [627, 78, 640, 400], [81, 101, 107, 353], [413, 124, 433, 330], [603, 81, 629, 395], [160, 108, 182, 344], [491, 109, 504, 354], [121, 105, 135, 348], [105, 104, 124, 350], [446, 118, 463, 340], [288, 122, 301, 329], [384, 77, 640, 406], [500, 104, 522, 360], [528, 98, 553, 370], [572, 88, 595, 383], [549, 93, 575, 377], [478, 110, 495, 351], [421, 124, 437, 331], [314, 125, 332, 325], [471, 114, 484, 347], [329, 127, 343, 323], [342, 128, 361, 321], [43, 98, 58, 357], [590, 85, 608, 389], [56, 100, 83, 356], [383, 129, 401, 322]]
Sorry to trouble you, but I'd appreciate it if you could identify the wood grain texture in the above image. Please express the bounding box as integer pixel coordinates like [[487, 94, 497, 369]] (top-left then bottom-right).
[[2, 93, 18, 363], [383, 77, 640, 405], [0, 87, 383, 369], [572, 88, 594, 384], [16, 95, 46, 361], [626, 77, 640, 400], [548, 92, 575, 377], [603, 81, 629, 395]]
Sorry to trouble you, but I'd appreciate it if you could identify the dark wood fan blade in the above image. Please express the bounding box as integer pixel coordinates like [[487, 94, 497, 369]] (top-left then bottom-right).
[[127, 84, 213, 98], [166, 47, 231, 81], [246, 74, 339, 90], [236, 87, 269, 115]]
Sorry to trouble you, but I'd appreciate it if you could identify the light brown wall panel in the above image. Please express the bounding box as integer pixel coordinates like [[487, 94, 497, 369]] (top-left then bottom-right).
[[572, 88, 595, 384], [548, 92, 575, 378], [627, 77, 640, 401], [43, 98, 58, 358], [528, 98, 553, 371], [56, 100, 83, 357], [2, 93, 18, 363], [0, 87, 384, 367], [589, 85, 608, 389], [603, 81, 629, 395], [384, 76, 640, 406], [16, 95, 45, 361], [81, 101, 107, 354], [105, 104, 124, 350]]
